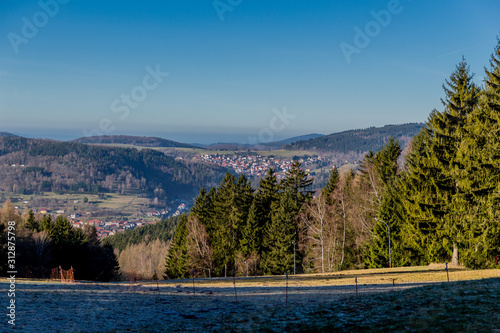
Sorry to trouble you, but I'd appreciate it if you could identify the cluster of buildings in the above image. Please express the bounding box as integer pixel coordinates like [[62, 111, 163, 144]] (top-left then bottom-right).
[[14, 202, 190, 239], [70, 219, 159, 238], [193, 154, 327, 178]]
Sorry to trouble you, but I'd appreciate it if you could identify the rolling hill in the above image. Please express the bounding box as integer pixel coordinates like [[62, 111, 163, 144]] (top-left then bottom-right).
[[0, 137, 227, 200], [260, 133, 324, 148], [0, 132, 19, 137], [285, 123, 424, 153], [204, 134, 325, 151], [71, 135, 197, 148]]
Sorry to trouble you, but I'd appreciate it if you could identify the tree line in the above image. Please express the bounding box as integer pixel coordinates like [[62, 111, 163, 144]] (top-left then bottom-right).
[[0, 200, 118, 281]]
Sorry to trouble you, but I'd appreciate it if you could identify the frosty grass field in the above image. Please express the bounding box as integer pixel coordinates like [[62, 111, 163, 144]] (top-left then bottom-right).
[[2, 265, 500, 332]]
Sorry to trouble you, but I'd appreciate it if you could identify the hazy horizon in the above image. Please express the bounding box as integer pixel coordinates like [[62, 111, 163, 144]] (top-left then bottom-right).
[[3, 126, 320, 145]]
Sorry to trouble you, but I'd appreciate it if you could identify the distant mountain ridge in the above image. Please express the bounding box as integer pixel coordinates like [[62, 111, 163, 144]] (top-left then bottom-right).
[[203, 134, 325, 151], [0, 132, 19, 137], [71, 135, 196, 148], [262, 133, 324, 148], [285, 123, 424, 153]]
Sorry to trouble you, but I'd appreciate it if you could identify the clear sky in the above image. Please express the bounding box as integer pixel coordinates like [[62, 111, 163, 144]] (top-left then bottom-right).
[[1, 0, 499, 144]]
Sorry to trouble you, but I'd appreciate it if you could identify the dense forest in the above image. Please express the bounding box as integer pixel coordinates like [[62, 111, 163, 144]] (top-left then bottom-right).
[[164, 39, 500, 278], [71, 135, 197, 148], [0, 200, 118, 281], [285, 123, 423, 153], [0, 137, 227, 200], [106, 215, 182, 251]]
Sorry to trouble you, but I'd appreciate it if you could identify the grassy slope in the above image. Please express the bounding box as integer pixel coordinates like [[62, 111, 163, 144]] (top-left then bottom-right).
[[297, 278, 500, 332], [6, 266, 499, 332]]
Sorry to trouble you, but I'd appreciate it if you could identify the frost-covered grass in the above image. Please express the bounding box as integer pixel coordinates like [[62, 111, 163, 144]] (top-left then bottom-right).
[[2, 266, 499, 332]]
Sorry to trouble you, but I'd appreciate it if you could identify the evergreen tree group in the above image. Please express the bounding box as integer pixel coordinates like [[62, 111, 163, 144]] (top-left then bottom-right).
[[370, 40, 500, 269], [0, 200, 118, 281], [165, 161, 313, 277]]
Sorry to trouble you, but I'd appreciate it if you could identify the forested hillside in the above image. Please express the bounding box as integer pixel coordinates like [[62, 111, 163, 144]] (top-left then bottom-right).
[[71, 135, 196, 148], [285, 123, 423, 153], [0, 137, 227, 200], [105, 215, 185, 279], [259, 133, 325, 149], [106, 215, 183, 251]]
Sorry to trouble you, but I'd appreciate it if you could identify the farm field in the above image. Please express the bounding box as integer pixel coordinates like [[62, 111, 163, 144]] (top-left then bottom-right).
[[3, 265, 499, 332], [1, 191, 156, 222]]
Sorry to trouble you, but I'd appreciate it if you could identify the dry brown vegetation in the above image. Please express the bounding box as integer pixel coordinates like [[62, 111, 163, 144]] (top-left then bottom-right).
[[117, 239, 169, 280]]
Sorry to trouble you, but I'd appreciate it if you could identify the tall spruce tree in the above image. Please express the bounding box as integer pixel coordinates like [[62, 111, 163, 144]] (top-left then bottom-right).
[[164, 214, 189, 278], [210, 172, 243, 276], [261, 189, 299, 275], [398, 59, 480, 265], [454, 40, 500, 267], [191, 186, 213, 226], [26, 209, 38, 231], [281, 160, 314, 210], [239, 199, 260, 256], [321, 167, 339, 206], [253, 169, 280, 256]]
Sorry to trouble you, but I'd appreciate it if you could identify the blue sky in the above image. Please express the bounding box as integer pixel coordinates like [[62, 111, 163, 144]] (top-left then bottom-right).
[[1, 0, 499, 144]]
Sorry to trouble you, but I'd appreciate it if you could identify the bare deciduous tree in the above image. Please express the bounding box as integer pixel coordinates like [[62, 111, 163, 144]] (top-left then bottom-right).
[[118, 239, 169, 280], [32, 230, 51, 266], [185, 216, 213, 277]]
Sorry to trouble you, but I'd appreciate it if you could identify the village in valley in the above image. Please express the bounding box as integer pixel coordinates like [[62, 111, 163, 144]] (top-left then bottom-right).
[[1, 153, 339, 239], [4, 194, 189, 239], [192, 153, 334, 178]]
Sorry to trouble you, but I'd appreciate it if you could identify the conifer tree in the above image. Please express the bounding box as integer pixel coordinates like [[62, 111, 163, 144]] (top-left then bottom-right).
[[398, 59, 480, 265], [454, 39, 500, 267], [40, 214, 53, 232], [191, 186, 212, 224], [164, 214, 189, 278], [261, 189, 299, 275], [26, 209, 38, 231], [281, 160, 314, 209], [239, 199, 260, 256], [321, 167, 339, 205], [210, 172, 240, 276], [253, 169, 280, 256], [364, 138, 403, 267]]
